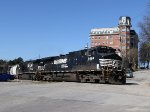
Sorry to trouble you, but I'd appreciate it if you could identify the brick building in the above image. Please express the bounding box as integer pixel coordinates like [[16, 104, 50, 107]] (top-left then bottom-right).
[[90, 16, 139, 68]]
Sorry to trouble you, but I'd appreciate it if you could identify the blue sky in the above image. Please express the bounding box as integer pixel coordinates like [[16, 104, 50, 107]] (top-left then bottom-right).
[[0, 0, 149, 60]]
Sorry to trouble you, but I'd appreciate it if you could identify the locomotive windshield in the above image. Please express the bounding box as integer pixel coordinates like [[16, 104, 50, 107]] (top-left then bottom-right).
[[96, 46, 115, 54]]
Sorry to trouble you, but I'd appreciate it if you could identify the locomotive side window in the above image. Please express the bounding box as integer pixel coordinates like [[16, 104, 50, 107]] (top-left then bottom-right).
[[88, 50, 96, 56]]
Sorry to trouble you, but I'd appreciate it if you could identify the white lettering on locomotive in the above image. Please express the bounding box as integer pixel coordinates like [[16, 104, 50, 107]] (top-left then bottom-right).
[[88, 57, 94, 61], [61, 64, 68, 68], [54, 58, 67, 64]]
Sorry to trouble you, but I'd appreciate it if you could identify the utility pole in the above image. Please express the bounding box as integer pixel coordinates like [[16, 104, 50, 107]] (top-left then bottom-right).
[[119, 28, 124, 70], [39, 54, 41, 59]]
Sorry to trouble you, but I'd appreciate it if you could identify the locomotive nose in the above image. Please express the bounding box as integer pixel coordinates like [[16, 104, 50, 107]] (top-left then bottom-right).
[[99, 59, 113, 67]]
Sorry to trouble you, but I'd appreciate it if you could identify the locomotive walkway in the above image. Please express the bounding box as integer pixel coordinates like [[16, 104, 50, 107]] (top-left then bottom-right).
[[0, 70, 150, 112]]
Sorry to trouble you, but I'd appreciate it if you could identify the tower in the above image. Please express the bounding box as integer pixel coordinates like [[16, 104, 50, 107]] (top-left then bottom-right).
[[118, 16, 132, 67]]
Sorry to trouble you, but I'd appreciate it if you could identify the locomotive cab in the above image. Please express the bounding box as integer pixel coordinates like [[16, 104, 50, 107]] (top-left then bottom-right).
[[95, 46, 122, 70]]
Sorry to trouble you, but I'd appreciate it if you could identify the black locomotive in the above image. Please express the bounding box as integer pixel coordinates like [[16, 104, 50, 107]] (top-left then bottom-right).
[[21, 46, 126, 84]]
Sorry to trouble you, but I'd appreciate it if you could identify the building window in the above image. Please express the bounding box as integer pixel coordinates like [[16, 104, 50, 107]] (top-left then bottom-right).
[[127, 28, 130, 31], [106, 36, 108, 39], [122, 46, 126, 49], [110, 42, 113, 44], [122, 26, 126, 29], [126, 35, 130, 39], [110, 35, 113, 39], [121, 34, 126, 37], [127, 40, 130, 44], [122, 29, 126, 32]]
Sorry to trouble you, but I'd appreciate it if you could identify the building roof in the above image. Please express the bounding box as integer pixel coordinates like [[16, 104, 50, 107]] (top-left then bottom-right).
[[90, 27, 119, 35]]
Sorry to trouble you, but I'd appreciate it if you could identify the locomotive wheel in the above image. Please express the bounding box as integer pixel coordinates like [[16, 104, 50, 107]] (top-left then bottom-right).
[[94, 79, 100, 83], [121, 75, 126, 84], [113, 72, 126, 85], [79, 74, 86, 83]]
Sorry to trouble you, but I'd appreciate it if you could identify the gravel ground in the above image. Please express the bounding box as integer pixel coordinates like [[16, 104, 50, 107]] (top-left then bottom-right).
[[0, 70, 150, 112]]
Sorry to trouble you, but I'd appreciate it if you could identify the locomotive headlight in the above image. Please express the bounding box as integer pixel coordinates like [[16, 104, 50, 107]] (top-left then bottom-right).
[[113, 60, 116, 66], [113, 60, 119, 68]]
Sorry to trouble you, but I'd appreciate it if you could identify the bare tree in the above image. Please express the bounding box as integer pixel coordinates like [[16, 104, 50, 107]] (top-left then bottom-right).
[[0, 59, 8, 73], [130, 48, 138, 70], [139, 2, 150, 42], [139, 42, 150, 68], [139, 2, 150, 68], [0, 57, 24, 73]]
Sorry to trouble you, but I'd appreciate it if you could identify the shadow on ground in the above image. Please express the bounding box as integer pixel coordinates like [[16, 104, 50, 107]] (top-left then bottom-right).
[[125, 83, 139, 85]]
